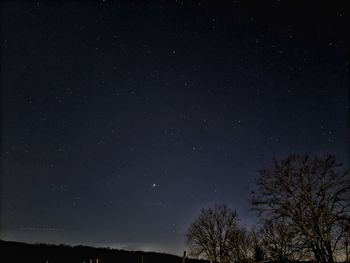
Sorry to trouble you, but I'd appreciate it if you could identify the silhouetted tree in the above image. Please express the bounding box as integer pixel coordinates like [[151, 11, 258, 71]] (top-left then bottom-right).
[[250, 228, 266, 262], [186, 204, 238, 263], [252, 155, 350, 263], [341, 221, 350, 262], [260, 219, 300, 262], [252, 243, 265, 263], [229, 226, 252, 263]]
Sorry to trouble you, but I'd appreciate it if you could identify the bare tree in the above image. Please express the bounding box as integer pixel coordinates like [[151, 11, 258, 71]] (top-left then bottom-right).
[[260, 219, 301, 262], [252, 155, 350, 263], [186, 204, 238, 263], [250, 228, 266, 262], [340, 221, 350, 262], [230, 226, 252, 263]]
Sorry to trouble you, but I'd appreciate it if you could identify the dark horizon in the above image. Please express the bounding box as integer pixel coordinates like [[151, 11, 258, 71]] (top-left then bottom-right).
[[0, 239, 209, 263], [1, 0, 349, 256]]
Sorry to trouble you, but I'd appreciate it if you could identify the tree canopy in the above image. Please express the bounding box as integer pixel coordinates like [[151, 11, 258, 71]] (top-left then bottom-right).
[[252, 155, 350, 263]]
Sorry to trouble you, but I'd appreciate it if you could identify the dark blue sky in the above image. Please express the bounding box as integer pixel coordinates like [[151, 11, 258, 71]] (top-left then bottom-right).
[[1, 0, 349, 255]]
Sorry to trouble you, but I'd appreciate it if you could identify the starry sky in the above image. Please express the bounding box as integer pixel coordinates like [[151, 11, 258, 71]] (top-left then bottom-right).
[[0, 0, 349, 256]]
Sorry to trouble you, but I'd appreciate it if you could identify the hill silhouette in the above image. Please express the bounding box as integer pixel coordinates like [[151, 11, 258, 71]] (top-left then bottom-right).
[[0, 240, 209, 263]]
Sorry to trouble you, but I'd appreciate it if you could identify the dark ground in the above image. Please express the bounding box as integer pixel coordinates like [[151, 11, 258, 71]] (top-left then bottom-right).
[[0, 240, 208, 263]]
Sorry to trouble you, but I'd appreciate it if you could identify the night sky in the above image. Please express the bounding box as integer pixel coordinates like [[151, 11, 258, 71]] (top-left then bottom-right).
[[1, 0, 349, 256]]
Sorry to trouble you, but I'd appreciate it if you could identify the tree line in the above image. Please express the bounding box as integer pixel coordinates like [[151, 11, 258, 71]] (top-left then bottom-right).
[[186, 155, 350, 263]]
